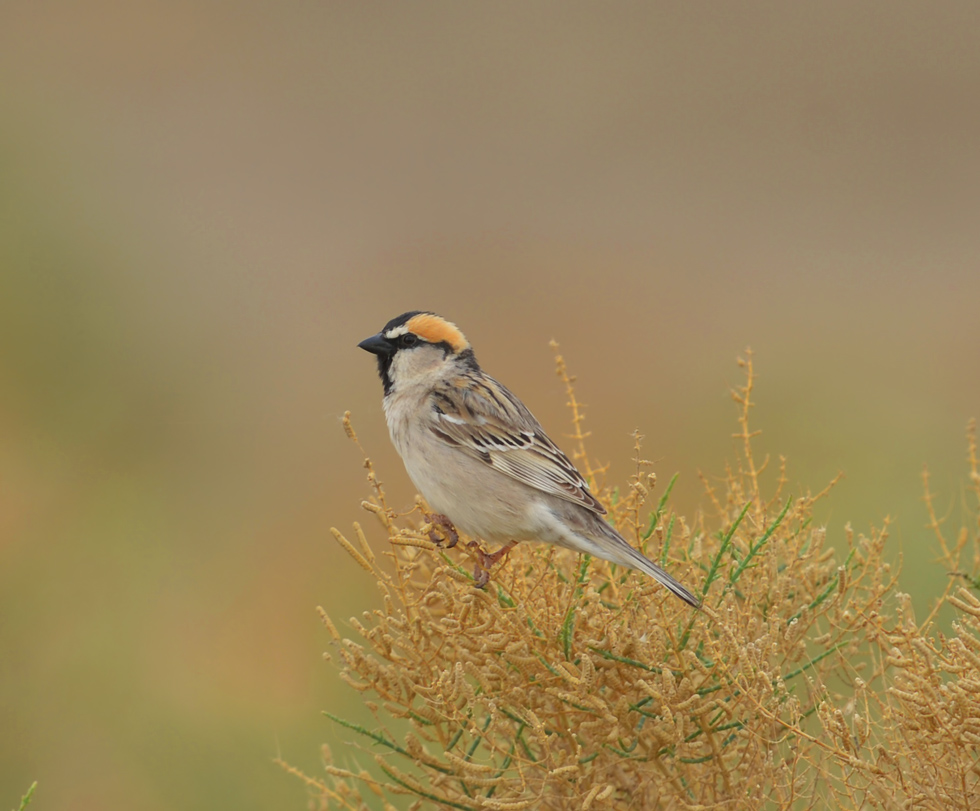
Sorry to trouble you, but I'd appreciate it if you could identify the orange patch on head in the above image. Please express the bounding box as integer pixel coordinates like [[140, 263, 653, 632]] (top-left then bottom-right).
[[407, 313, 469, 352]]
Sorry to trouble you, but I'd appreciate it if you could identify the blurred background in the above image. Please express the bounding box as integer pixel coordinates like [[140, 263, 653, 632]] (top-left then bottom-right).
[[1, 2, 979, 808]]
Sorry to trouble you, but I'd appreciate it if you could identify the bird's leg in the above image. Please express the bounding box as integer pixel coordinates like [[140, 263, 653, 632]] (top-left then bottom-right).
[[482, 540, 518, 567], [466, 540, 518, 589], [426, 513, 459, 549]]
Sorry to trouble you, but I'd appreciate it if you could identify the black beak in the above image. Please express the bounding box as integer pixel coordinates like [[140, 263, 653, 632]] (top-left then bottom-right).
[[357, 333, 394, 357]]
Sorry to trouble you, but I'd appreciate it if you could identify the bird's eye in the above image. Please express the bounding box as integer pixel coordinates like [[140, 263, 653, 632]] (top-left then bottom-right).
[[400, 333, 418, 348]]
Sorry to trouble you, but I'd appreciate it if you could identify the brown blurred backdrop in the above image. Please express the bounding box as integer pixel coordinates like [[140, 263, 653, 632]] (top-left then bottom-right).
[[1, 3, 979, 809]]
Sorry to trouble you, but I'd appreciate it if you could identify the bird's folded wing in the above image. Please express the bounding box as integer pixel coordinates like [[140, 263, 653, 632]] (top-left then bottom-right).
[[429, 376, 607, 515]]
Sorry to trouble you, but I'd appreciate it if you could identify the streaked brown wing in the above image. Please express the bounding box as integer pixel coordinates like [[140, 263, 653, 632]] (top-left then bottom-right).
[[428, 375, 607, 515]]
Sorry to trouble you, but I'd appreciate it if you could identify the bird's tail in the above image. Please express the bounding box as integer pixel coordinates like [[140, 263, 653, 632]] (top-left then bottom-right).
[[595, 520, 702, 609]]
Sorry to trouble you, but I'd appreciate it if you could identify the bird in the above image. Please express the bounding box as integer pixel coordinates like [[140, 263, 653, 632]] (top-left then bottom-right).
[[357, 311, 701, 608]]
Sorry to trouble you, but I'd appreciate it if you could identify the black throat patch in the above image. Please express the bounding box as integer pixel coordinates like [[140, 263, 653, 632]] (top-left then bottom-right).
[[377, 353, 395, 396]]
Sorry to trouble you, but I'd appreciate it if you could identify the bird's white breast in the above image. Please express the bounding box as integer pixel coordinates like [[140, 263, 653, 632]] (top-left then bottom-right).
[[382, 385, 545, 543]]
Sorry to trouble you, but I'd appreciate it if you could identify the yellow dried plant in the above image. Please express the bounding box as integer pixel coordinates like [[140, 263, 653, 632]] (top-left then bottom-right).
[[282, 350, 980, 810]]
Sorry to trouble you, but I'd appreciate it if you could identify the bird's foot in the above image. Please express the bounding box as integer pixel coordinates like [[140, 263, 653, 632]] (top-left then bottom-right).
[[467, 540, 518, 589], [426, 513, 459, 549]]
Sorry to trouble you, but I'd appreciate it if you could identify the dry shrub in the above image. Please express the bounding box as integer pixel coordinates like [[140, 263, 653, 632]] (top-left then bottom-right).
[[283, 350, 980, 810]]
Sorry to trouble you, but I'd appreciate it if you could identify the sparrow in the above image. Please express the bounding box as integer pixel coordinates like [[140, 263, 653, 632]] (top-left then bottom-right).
[[357, 311, 700, 608]]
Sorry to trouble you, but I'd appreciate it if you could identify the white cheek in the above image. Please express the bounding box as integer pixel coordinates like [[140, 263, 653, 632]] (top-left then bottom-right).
[[388, 347, 447, 387], [388, 352, 411, 382]]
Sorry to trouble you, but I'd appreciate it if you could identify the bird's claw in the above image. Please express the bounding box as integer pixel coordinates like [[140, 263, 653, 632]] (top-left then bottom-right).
[[472, 562, 491, 589], [426, 513, 459, 549], [467, 540, 517, 589]]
